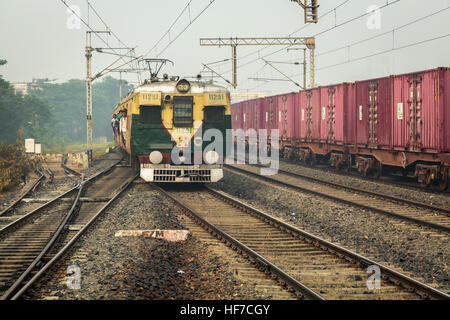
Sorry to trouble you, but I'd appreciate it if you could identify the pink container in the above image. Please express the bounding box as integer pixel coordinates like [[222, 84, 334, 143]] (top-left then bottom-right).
[[445, 68, 450, 152], [342, 83, 356, 145], [298, 88, 321, 142], [276, 92, 301, 141], [319, 87, 329, 142], [355, 76, 393, 149], [249, 98, 259, 132], [261, 95, 279, 133], [299, 91, 308, 141], [257, 98, 265, 133], [231, 103, 240, 130], [317, 84, 354, 145], [392, 67, 450, 152], [309, 88, 322, 141], [334, 83, 354, 145]]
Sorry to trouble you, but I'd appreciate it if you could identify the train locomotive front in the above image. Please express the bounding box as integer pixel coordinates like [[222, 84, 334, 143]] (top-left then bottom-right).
[[113, 78, 231, 183]]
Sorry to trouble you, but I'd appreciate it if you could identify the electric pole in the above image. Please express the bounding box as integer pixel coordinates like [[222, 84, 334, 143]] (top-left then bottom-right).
[[86, 31, 110, 165], [200, 37, 315, 88], [85, 32, 141, 166], [288, 48, 307, 89], [291, 0, 319, 23]]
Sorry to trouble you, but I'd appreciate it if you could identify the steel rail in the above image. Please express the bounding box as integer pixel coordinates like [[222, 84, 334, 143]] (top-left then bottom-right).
[[232, 160, 450, 215], [293, 160, 450, 195], [10, 173, 138, 300], [152, 184, 324, 300], [0, 160, 121, 238], [0, 158, 126, 299], [1, 174, 86, 300], [0, 172, 45, 217], [274, 166, 450, 214], [61, 155, 83, 177], [225, 165, 450, 233], [203, 187, 450, 300]]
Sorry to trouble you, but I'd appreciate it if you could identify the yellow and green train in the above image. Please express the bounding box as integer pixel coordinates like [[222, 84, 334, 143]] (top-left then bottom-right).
[[113, 78, 231, 183]]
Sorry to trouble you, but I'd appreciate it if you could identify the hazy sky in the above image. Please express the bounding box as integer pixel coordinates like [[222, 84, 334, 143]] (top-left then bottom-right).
[[1, 0, 449, 95]]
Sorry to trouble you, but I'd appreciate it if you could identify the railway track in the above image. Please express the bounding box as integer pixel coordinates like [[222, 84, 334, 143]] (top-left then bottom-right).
[[153, 185, 449, 300], [283, 158, 450, 195], [0, 154, 81, 226], [224, 164, 450, 234], [0, 172, 46, 218], [0, 159, 137, 300]]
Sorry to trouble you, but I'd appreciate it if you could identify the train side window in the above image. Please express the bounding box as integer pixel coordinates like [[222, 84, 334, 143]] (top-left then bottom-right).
[[204, 106, 225, 123], [139, 106, 161, 124], [173, 96, 193, 127]]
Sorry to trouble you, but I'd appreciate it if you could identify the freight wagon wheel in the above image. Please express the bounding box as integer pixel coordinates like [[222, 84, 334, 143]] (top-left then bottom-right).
[[438, 169, 449, 191], [372, 162, 382, 179], [401, 168, 409, 178], [307, 153, 316, 167], [420, 173, 432, 188], [343, 155, 352, 173]]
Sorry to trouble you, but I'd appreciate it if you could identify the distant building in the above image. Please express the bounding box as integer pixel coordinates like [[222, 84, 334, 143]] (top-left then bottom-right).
[[12, 79, 44, 95], [13, 83, 31, 95], [231, 92, 267, 103]]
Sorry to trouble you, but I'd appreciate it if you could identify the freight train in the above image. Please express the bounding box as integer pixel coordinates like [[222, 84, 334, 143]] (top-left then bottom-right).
[[113, 76, 231, 183], [231, 67, 450, 190]]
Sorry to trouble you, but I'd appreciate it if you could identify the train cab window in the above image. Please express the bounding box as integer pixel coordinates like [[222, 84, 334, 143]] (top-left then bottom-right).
[[204, 106, 225, 123], [139, 106, 161, 124], [173, 96, 193, 127]]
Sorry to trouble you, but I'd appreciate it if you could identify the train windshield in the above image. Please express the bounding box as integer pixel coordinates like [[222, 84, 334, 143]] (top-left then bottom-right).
[[139, 106, 161, 124], [204, 106, 225, 123], [173, 96, 193, 127]]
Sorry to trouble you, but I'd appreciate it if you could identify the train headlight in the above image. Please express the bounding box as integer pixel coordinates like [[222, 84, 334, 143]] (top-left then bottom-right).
[[204, 151, 219, 165], [149, 151, 163, 164]]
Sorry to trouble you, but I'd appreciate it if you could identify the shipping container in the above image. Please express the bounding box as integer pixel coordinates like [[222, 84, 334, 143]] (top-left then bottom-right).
[[342, 83, 356, 145], [392, 67, 450, 153], [309, 88, 322, 142], [277, 92, 300, 141], [260, 95, 279, 135], [299, 91, 308, 141], [319, 87, 330, 142], [354, 76, 392, 149]]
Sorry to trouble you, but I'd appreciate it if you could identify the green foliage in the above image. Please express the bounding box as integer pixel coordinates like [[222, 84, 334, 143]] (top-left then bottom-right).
[[34, 76, 133, 143], [0, 60, 6, 66], [0, 143, 32, 191], [0, 71, 132, 149]]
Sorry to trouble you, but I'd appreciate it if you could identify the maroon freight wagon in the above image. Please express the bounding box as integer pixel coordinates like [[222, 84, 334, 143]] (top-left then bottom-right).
[[296, 84, 355, 168], [230, 67, 450, 189], [276, 92, 300, 159]]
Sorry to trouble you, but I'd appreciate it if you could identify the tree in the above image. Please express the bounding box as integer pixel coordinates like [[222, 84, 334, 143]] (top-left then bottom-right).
[[0, 73, 131, 146]]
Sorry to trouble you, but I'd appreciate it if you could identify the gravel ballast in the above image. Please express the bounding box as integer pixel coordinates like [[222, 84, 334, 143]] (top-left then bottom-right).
[[278, 160, 450, 208], [25, 182, 273, 300], [212, 168, 450, 293]]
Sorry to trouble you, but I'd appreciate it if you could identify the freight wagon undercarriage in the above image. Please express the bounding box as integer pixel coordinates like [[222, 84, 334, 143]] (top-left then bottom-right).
[[254, 138, 450, 190], [286, 141, 449, 190]]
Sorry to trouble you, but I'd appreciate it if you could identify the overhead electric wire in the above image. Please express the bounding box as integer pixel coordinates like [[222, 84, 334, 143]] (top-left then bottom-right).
[[241, 1, 450, 92], [143, 0, 194, 59], [213, 0, 353, 70], [60, 0, 138, 77], [316, 33, 450, 72], [156, 0, 217, 57], [86, 0, 142, 82], [315, 5, 450, 57], [219, 0, 401, 77], [313, 0, 401, 37]]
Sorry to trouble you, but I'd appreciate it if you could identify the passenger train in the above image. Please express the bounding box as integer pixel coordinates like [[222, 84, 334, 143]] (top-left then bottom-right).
[[113, 76, 231, 183]]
